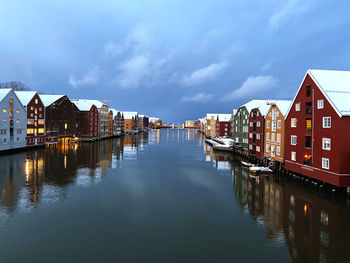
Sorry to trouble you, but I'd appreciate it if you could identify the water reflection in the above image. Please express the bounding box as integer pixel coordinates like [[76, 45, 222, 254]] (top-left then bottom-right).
[[205, 142, 350, 263], [0, 133, 149, 216]]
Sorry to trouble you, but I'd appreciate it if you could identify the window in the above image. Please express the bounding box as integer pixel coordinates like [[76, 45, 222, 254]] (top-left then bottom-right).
[[266, 132, 270, 140], [291, 152, 296, 161], [27, 119, 34, 125], [16, 109, 20, 114], [0, 129, 6, 135], [27, 129, 34, 134], [249, 133, 253, 138], [256, 146, 260, 152], [305, 136, 311, 148], [305, 118, 312, 131], [249, 144, 252, 150], [291, 135, 297, 145], [266, 144, 270, 152], [257, 121, 260, 127], [276, 146, 280, 156], [322, 158, 329, 169], [291, 118, 297, 128], [35, 99, 38, 104], [322, 138, 331, 150], [38, 119, 44, 125], [257, 134, 260, 140], [272, 121, 276, 132], [3, 119, 7, 123], [277, 120, 281, 129], [38, 128, 44, 134], [31, 106, 34, 110], [317, 100, 324, 109], [3, 108, 7, 113], [17, 129, 22, 134], [306, 85, 311, 97], [323, 117, 331, 128], [277, 133, 281, 142], [16, 119, 19, 124], [295, 103, 300, 111], [249, 122, 253, 127], [272, 109, 277, 120], [271, 133, 275, 141], [306, 102, 312, 114], [267, 120, 270, 129]]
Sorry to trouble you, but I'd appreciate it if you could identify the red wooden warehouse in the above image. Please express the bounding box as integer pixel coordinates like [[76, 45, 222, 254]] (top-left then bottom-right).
[[285, 69, 350, 187], [215, 114, 232, 137], [15, 91, 45, 146]]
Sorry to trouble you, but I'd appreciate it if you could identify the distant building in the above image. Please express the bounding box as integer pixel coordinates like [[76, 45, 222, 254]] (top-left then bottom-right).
[[15, 91, 46, 146], [0, 89, 26, 151], [230, 109, 237, 137], [215, 114, 231, 137], [139, 115, 149, 132], [123, 111, 138, 132], [40, 95, 81, 143], [110, 108, 124, 136], [71, 100, 99, 141], [184, 120, 198, 129], [108, 110, 114, 137], [206, 114, 218, 137]]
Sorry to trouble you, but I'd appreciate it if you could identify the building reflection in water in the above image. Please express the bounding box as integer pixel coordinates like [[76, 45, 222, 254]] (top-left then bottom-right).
[[205, 143, 350, 263], [0, 133, 148, 217]]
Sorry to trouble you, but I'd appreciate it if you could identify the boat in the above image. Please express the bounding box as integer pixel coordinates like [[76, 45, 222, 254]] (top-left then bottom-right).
[[241, 161, 255, 167], [249, 166, 273, 174]]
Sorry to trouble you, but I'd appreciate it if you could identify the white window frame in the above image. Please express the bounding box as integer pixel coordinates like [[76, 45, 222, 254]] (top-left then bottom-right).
[[295, 103, 300, 111], [317, 99, 324, 109], [266, 132, 270, 140], [266, 121, 270, 129], [291, 118, 297, 128], [277, 120, 281, 129], [291, 135, 297, 145], [322, 138, 331, 150], [277, 133, 281, 142], [322, 158, 330, 169], [323, 117, 331, 128], [291, 152, 296, 161]]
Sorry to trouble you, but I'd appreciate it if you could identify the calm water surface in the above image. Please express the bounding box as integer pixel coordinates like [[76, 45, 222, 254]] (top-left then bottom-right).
[[0, 129, 349, 262]]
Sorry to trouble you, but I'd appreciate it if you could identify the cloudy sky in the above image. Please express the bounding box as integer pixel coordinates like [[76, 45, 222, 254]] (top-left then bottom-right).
[[1, 0, 349, 123]]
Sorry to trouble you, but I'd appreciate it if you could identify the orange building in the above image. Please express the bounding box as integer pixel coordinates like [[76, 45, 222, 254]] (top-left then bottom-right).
[[108, 110, 113, 137], [263, 101, 291, 164], [123, 112, 138, 132], [206, 114, 218, 137]]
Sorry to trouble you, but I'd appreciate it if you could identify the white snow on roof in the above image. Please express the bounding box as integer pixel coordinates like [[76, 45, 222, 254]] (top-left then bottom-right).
[[122, 111, 138, 119], [271, 100, 292, 116], [206, 113, 219, 119], [14, 91, 37, 106], [0, 89, 11, 102], [149, 117, 159, 123], [70, 99, 97, 111], [110, 108, 120, 117], [217, 114, 231, 122], [308, 69, 350, 116], [240, 99, 290, 116], [39, 94, 65, 107], [71, 99, 106, 109]]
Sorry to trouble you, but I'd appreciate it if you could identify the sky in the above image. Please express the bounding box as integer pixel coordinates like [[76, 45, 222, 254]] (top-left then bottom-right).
[[1, 0, 350, 123]]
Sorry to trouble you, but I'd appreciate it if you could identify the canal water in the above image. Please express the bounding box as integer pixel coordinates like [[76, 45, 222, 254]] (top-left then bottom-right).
[[0, 129, 349, 262]]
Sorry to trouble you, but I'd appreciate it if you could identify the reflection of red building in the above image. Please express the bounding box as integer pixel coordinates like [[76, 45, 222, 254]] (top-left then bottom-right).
[[285, 70, 350, 187], [15, 91, 45, 146]]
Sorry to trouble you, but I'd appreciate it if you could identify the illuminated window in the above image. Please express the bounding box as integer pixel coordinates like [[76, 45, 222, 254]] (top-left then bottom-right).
[[305, 118, 312, 131], [27, 119, 34, 125], [38, 128, 44, 134], [38, 119, 44, 125], [16, 109, 20, 114], [35, 108, 38, 114], [27, 129, 34, 134], [291, 152, 296, 161], [16, 119, 19, 124], [35, 99, 38, 104], [2, 108, 6, 113], [291, 118, 297, 127]]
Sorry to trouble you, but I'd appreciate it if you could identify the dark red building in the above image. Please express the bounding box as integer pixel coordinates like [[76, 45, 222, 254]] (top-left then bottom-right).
[[247, 107, 267, 159], [285, 69, 350, 187], [215, 114, 231, 137], [71, 100, 99, 140], [40, 95, 81, 143], [15, 91, 45, 146]]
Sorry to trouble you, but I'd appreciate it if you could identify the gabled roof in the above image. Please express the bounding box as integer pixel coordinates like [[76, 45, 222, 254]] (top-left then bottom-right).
[[122, 111, 138, 119], [239, 100, 272, 116], [268, 100, 292, 117], [217, 114, 231, 122], [39, 94, 65, 107], [0, 89, 12, 102], [110, 108, 120, 117], [286, 69, 350, 118], [206, 113, 219, 119], [71, 99, 107, 109], [14, 91, 37, 106], [70, 99, 97, 111]]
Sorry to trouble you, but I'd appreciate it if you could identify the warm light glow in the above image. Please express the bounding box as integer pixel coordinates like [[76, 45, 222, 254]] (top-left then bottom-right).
[[303, 204, 309, 215], [304, 154, 308, 158], [65, 123, 68, 130], [64, 155, 67, 169]]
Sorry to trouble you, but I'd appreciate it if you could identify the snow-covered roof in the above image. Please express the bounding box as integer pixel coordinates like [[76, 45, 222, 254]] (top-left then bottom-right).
[[0, 89, 11, 102], [149, 117, 159, 123], [240, 100, 288, 116], [110, 108, 120, 117], [309, 69, 350, 116], [269, 100, 292, 116], [71, 99, 106, 109], [206, 113, 219, 120], [122, 111, 138, 119], [14, 91, 37, 106], [39, 94, 65, 107], [70, 99, 97, 111], [217, 114, 232, 122]]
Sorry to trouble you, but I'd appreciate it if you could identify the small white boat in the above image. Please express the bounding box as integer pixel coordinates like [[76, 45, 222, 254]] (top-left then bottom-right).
[[249, 166, 273, 173], [241, 161, 255, 167]]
